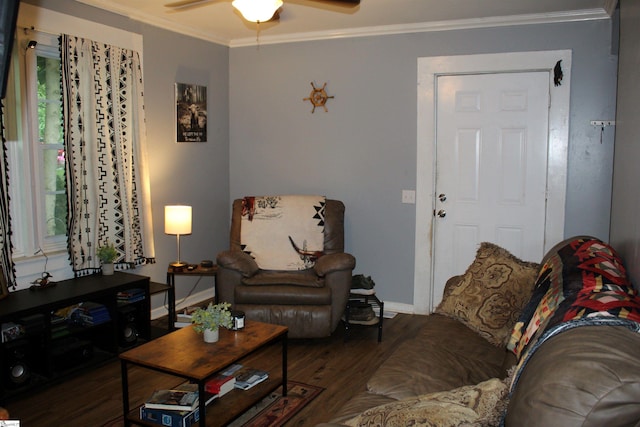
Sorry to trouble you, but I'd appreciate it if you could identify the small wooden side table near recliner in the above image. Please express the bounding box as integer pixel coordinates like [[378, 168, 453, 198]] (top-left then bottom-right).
[[166, 263, 218, 331]]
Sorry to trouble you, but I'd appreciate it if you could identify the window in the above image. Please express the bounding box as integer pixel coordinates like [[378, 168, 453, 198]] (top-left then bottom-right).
[[5, 32, 71, 287], [6, 5, 145, 288]]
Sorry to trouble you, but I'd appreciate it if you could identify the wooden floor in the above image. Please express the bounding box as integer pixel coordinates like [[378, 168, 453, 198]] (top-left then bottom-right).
[[4, 312, 430, 426]]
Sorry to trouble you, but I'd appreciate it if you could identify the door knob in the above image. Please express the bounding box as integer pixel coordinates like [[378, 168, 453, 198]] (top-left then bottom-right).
[[438, 193, 447, 202], [437, 209, 446, 218]]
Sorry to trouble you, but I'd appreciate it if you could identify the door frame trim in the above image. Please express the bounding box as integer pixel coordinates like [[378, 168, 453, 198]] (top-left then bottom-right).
[[415, 50, 572, 314]]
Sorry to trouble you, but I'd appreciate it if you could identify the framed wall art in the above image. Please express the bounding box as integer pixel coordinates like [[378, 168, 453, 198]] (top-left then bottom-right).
[[175, 83, 207, 143]]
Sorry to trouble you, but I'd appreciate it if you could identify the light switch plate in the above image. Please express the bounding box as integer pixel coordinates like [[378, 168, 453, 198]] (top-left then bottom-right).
[[402, 190, 416, 204]]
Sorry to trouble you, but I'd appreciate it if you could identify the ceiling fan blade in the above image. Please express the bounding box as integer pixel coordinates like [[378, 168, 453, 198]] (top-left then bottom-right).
[[164, 0, 215, 9], [286, 0, 360, 13], [308, 0, 360, 5]]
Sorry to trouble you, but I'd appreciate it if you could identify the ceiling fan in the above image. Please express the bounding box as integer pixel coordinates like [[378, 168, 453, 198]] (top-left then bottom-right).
[[165, 0, 360, 23]]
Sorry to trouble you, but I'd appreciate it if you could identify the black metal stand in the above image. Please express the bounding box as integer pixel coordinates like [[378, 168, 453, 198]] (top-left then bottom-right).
[[343, 292, 384, 342]]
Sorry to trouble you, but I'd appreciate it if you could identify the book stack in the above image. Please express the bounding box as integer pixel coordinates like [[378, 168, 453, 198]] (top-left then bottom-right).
[[145, 387, 199, 411], [205, 373, 235, 397], [117, 288, 146, 303], [73, 302, 111, 326], [51, 322, 71, 339], [140, 383, 217, 427], [221, 364, 269, 391], [140, 406, 199, 427]]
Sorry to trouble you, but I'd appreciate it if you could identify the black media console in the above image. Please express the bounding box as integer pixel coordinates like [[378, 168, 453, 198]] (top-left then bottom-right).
[[0, 271, 154, 403]]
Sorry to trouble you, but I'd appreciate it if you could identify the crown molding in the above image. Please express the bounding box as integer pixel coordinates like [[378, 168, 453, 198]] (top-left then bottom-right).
[[74, 1, 610, 48], [75, 0, 232, 45], [231, 8, 611, 47]]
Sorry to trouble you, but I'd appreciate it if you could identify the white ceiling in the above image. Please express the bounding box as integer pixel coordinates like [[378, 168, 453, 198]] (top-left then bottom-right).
[[74, 0, 617, 47]]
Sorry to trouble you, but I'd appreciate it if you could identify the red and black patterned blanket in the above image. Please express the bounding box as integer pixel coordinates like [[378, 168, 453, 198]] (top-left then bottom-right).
[[506, 236, 640, 390]]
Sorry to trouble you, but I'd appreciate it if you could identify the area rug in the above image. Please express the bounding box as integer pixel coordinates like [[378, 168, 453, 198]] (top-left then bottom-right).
[[102, 381, 323, 427]]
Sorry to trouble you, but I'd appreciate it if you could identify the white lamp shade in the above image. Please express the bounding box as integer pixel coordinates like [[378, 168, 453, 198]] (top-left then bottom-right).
[[232, 0, 283, 22], [165, 205, 192, 235]]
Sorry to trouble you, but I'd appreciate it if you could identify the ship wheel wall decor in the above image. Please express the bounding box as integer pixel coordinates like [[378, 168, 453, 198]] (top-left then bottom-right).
[[303, 82, 334, 113]]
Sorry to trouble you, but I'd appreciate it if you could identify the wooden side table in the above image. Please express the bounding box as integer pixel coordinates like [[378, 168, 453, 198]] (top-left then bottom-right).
[[166, 264, 218, 331], [343, 290, 384, 342]]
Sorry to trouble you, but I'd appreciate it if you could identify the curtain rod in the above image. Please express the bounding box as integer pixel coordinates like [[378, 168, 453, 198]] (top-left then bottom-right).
[[20, 25, 60, 39]]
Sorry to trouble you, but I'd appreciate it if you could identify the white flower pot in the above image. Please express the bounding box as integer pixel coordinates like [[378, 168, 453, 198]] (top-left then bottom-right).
[[203, 328, 219, 343], [102, 263, 115, 276]]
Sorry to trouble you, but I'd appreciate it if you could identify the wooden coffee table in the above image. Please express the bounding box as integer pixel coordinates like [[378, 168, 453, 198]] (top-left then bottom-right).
[[120, 320, 288, 426]]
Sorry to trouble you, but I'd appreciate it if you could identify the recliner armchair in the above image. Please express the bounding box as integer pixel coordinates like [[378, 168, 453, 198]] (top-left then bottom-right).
[[216, 196, 356, 338]]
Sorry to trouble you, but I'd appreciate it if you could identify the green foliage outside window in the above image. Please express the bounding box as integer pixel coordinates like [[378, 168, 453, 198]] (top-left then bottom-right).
[[37, 55, 67, 237]]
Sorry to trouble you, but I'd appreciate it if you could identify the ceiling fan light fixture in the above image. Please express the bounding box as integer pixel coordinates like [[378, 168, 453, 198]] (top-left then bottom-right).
[[232, 0, 283, 22]]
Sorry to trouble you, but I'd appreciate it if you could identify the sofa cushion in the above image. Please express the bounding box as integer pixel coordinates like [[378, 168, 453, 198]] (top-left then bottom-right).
[[366, 314, 507, 401], [237, 304, 332, 338], [241, 269, 323, 288], [326, 391, 399, 425], [235, 284, 331, 305], [435, 242, 539, 346], [344, 377, 508, 427]]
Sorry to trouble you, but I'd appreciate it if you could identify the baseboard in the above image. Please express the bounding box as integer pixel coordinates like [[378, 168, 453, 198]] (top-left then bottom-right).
[[381, 301, 415, 316], [150, 288, 214, 320]]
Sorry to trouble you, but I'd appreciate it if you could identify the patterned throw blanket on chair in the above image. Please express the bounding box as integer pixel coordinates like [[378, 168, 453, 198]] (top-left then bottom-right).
[[506, 237, 640, 391], [240, 195, 325, 271]]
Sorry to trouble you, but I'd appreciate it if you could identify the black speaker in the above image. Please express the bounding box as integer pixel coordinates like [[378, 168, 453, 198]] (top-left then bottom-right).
[[3, 339, 33, 387], [117, 304, 143, 347]]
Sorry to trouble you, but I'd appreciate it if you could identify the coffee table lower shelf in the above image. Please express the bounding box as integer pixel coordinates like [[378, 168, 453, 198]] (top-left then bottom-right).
[[126, 375, 283, 426]]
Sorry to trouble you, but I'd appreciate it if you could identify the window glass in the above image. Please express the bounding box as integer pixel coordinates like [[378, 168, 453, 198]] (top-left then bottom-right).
[[36, 55, 66, 239]]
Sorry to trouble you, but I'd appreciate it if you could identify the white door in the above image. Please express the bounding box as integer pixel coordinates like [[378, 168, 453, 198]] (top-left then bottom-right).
[[432, 72, 549, 304], [415, 51, 571, 314]]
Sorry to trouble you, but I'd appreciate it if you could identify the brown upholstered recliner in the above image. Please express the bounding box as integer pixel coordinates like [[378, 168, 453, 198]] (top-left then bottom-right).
[[216, 197, 356, 338]]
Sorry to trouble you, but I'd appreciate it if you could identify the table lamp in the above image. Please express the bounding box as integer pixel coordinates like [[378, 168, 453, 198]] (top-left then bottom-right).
[[165, 205, 192, 269]]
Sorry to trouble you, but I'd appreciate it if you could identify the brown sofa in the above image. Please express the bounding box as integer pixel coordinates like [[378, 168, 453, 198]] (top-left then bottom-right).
[[319, 237, 640, 426], [216, 197, 356, 338]]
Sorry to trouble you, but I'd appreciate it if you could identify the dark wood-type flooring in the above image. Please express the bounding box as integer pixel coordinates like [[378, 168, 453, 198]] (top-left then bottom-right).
[[5, 312, 430, 426]]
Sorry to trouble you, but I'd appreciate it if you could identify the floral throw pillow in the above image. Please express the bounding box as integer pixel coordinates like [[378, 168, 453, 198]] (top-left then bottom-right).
[[344, 378, 508, 427], [435, 242, 539, 346]]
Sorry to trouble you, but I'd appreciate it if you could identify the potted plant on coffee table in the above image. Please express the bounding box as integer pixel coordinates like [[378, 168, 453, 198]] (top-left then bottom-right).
[[97, 241, 118, 275], [191, 302, 233, 343]]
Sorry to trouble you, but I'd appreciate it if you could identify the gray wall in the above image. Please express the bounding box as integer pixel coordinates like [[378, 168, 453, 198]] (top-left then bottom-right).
[[25, 0, 231, 308], [24, 1, 620, 310], [230, 20, 619, 307], [611, 0, 640, 289]]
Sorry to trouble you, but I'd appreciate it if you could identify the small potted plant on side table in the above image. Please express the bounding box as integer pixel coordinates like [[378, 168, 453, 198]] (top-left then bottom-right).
[[97, 241, 118, 275], [191, 302, 233, 343]]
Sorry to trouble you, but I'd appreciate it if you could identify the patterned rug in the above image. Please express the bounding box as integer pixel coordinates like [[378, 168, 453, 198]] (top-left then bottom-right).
[[102, 381, 323, 427]]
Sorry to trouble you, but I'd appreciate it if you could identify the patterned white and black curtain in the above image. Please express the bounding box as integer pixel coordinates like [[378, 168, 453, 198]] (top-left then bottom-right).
[[0, 101, 16, 291], [61, 34, 155, 275]]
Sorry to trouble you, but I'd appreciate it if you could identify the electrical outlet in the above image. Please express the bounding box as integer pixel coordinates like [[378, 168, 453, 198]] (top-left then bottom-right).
[[402, 190, 416, 204]]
